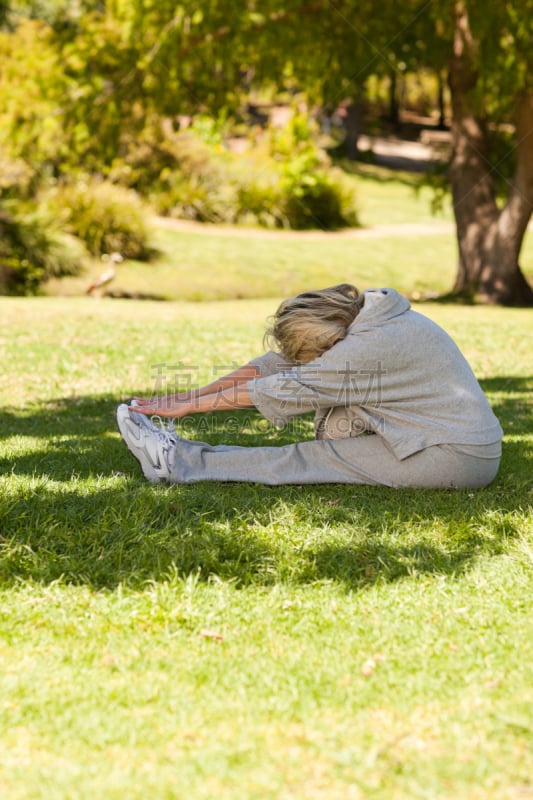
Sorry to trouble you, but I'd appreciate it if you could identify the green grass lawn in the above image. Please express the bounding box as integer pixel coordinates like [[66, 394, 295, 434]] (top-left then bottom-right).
[[45, 167, 533, 303], [119, 227, 460, 302], [340, 162, 456, 225], [1, 295, 532, 799]]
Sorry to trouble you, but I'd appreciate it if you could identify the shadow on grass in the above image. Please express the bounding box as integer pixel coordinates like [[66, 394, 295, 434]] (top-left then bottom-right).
[[334, 159, 424, 188], [0, 378, 531, 592]]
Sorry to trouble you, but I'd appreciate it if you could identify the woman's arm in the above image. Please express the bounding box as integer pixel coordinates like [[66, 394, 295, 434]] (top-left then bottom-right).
[[131, 363, 260, 417]]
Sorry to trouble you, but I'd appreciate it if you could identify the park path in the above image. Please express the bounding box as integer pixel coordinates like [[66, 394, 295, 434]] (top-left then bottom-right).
[[155, 215, 533, 241], [154, 216, 456, 241]]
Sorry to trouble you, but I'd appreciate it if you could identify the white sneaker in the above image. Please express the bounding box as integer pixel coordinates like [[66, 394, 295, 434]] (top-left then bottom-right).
[[116, 404, 176, 483], [129, 399, 179, 442]]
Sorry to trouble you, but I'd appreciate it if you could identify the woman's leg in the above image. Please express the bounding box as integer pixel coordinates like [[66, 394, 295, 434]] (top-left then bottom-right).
[[168, 434, 500, 489]]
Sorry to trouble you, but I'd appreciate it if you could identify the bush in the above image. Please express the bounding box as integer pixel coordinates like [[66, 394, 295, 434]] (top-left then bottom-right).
[[110, 113, 359, 230], [281, 169, 357, 230], [119, 129, 240, 225], [151, 163, 236, 225], [0, 203, 85, 295], [277, 144, 358, 229], [46, 180, 153, 260], [155, 138, 357, 230], [234, 173, 285, 228]]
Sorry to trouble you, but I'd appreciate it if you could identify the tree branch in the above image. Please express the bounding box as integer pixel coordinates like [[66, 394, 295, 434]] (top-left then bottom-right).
[[168, 2, 328, 63]]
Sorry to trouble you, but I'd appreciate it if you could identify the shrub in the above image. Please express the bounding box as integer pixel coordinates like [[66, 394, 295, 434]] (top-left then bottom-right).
[[153, 164, 237, 225], [110, 113, 359, 231], [152, 134, 358, 230], [280, 161, 359, 230], [0, 203, 85, 295], [121, 129, 239, 225], [47, 180, 153, 260], [235, 174, 285, 228], [266, 111, 324, 166]]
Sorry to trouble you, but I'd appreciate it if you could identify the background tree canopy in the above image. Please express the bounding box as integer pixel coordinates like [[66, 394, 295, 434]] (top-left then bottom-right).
[[0, 0, 532, 303]]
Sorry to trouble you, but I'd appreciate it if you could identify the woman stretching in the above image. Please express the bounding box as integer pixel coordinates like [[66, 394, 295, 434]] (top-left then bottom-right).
[[116, 284, 502, 488]]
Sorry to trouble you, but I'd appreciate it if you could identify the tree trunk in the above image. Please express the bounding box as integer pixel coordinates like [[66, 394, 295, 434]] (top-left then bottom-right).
[[343, 99, 364, 161], [437, 71, 446, 130], [448, 3, 533, 306], [388, 70, 400, 130]]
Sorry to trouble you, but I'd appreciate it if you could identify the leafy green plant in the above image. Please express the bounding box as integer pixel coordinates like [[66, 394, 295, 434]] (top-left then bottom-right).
[[265, 111, 323, 164], [46, 180, 153, 259], [280, 157, 358, 230], [234, 173, 285, 228], [152, 141, 240, 224], [0, 202, 84, 295], [189, 112, 231, 147], [110, 126, 233, 223], [150, 126, 358, 229], [107, 110, 359, 230]]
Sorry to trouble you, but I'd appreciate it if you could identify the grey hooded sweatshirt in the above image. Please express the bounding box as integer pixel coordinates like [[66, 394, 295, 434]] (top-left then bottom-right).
[[248, 288, 503, 460]]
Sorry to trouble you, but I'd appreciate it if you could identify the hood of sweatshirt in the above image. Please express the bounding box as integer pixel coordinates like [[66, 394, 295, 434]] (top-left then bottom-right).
[[348, 288, 411, 333]]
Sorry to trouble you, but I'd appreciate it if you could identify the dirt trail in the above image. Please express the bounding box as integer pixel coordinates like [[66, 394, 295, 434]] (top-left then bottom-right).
[[154, 216, 455, 241]]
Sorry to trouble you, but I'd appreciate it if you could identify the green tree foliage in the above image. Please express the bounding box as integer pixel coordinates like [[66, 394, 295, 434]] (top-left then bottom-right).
[[250, 0, 533, 303], [0, 2, 417, 175], [0, 1, 532, 300], [0, 19, 65, 171]]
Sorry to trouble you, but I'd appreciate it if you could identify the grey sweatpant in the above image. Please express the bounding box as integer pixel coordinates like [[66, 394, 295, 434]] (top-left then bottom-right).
[[168, 433, 501, 489]]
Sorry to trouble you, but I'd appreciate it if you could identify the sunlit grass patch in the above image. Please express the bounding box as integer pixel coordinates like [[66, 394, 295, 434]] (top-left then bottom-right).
[[0, 297, 532, 799]]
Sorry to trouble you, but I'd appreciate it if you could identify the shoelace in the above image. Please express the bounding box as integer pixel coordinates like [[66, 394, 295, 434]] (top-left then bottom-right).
[[150, 415, 179, 444], [129, 402, 179, 444]]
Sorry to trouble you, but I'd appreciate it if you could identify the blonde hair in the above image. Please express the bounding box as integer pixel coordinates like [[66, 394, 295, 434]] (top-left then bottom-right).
[[265, 283, 364, 363]]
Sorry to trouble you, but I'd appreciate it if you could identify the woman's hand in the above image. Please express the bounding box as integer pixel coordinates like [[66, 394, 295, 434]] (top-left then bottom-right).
[[129, 363, 259, 418], [129, 395, 191, 418], [131, 384, 253, 417]]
